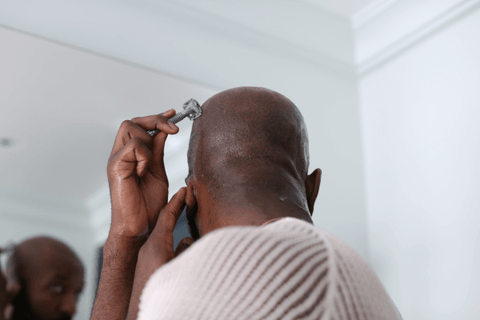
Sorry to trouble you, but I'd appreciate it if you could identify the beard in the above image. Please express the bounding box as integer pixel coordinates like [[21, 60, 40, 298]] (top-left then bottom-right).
[[10, 290, 71, 320]]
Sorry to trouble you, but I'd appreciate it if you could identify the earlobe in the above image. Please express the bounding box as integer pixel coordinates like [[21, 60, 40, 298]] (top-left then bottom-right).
[[305, 168, 321, 215], [5, 277, 22, 303]]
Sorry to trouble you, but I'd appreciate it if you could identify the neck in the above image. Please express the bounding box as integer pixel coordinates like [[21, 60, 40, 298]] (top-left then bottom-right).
[[195, 184, 313, 237]]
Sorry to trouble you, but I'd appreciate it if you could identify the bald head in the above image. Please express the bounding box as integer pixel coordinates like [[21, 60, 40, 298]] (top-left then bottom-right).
[[7, 236, 84, 320], [187, 87, 310, 190], [185, 87, 321, 240], [14, 237, 81, 271]]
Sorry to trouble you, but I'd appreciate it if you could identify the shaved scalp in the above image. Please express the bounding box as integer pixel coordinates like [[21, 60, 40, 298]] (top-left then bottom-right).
[[8, 236, 83, 285], [187, 87, 310, 195]]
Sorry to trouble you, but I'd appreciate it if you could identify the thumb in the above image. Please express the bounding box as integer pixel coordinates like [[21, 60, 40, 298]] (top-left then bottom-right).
[[6, 280, 21, 300], [5, 304, 14, 320], [174, 237, 194, 257]]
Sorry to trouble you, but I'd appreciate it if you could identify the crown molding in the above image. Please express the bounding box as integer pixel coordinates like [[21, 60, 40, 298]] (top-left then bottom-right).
[[355, 0, 480, 77], [352, 0, 399, 29]]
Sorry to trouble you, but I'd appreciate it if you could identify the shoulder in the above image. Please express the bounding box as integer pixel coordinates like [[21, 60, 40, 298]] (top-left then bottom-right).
[[140, 217, 402, 320]]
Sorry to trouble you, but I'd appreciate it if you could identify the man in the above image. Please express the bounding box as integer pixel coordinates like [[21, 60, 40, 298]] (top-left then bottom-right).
[[0, 237, 84, 320], [92, 87, 402, 319]]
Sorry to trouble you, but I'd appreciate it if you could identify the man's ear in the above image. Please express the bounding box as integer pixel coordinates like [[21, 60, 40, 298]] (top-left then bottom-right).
[[305, 168, 321, 216], [185, 181, 201, 241]]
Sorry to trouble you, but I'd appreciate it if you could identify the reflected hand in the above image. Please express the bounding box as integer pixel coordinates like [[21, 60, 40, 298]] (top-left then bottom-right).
[[107, 110, 179, 241], [0, 248, 20, 320], [0, 257, 5, 320]]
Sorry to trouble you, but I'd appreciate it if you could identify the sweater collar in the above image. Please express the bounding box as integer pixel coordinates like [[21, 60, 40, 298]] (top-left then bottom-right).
[[260, 217, 287, 226]]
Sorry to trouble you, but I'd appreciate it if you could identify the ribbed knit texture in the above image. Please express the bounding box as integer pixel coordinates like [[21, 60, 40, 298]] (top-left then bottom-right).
[[138, 217, 402, 320]]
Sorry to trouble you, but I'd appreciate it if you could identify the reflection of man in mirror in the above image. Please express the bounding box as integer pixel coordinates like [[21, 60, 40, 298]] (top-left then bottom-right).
[[1, 236, 84, 320]]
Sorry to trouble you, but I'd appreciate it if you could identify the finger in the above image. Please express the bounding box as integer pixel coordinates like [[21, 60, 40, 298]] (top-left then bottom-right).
[[185, 185, 197, 211], [131, 110, 179, 135], [150, 131, 169, 173], [151, 188, 187, 239], [5, 304, 14, 320], [133, 111, 179, 170], [174, 237, 194, 257], [108, 137, 153, 178], [5, 280, 21, 301], [185, 185, 198, 224], [110, 120, 153, 158]]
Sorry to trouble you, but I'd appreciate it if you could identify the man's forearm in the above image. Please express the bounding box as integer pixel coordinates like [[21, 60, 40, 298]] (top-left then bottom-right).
[[91, 236, 144, 320]]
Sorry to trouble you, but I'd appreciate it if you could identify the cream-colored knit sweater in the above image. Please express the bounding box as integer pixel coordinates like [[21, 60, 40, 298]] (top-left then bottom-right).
[[138, 217, 402, 320]]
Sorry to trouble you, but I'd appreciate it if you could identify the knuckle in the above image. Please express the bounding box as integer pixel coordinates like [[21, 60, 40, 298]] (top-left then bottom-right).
[[156, 114, 168, 124], [106, 160, 113, 172], [107, 156, 116, 170], [120, 120, 133, 129], [138, 245, 147, 256], [131, 116, 141, 122], [129, 136, 143, 146], [106, 158, 120, 178]]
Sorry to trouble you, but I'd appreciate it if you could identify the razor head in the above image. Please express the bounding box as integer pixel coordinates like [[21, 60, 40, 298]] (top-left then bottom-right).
[[183, 99, 202, 121]]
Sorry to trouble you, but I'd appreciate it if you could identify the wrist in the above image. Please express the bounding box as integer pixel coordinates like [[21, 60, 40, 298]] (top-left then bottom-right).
[[103, 235, 145, 264], [106, 232, 147, 247], [109, 206, 150, 240]]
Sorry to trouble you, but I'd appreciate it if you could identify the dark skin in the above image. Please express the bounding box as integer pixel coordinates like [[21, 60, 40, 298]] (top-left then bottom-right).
[[184, 87, 321, 240], [1, 237, 84, 320], [91, 110, 187, 320], [1, 249, 8, 320], [92, 87, 321, 320]]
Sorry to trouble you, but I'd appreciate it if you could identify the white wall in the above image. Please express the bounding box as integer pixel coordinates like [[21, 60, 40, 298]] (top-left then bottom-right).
[[359, 7, 480, 320], [279, 72, 368, 261]]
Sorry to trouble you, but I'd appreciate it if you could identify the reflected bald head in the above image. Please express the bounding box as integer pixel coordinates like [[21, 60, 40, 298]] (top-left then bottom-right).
[[7, 236, 84, 320], [185, 87, 319, 240], [11, 237, 83, 280]]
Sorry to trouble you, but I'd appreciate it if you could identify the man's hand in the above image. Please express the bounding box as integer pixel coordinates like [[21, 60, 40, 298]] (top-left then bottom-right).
[[107, 110, 179, 241], [126, 187, 194, 320], [91, 111, 179, 320]]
